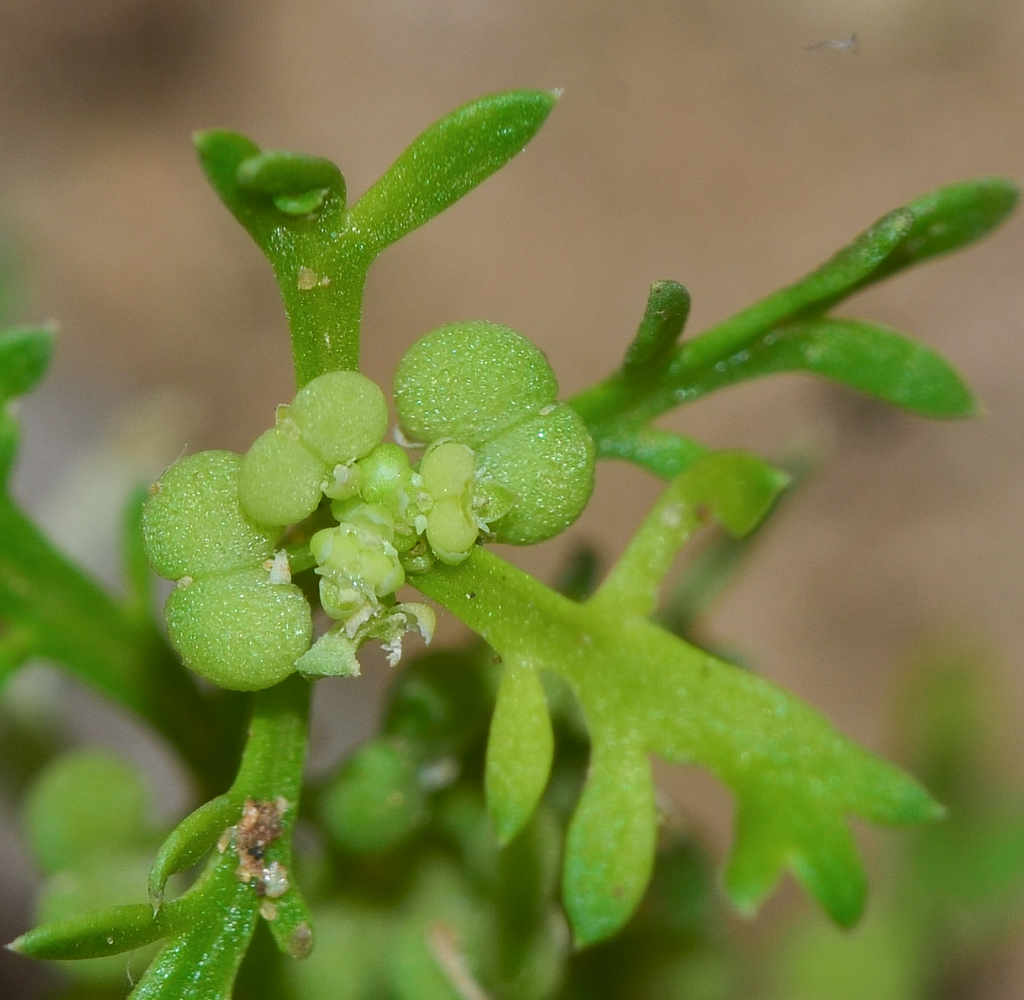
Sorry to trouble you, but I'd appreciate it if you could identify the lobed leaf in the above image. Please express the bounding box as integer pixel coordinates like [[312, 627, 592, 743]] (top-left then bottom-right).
[[348, 90, 558, 256], [414, 461, 940, 945], [571, 178, 1015, 431]]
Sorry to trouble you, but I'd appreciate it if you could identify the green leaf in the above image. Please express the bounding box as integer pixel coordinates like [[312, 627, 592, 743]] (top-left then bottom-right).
[[195, 129, 361, 382], [863, 177, 1019, 288], [561, 741, 656, 946], [0, 325, 55, 404], [658, 179, 1016, 383], [589, 425, 708, 481], [595, 451, 788, 622], [486, 659, 555, 845], [148, 793, 237, 911], [348, 90, 558, 255], [236, 149, 346, 216], [263, 889, 315, 960], [571, 178, 1015, 431], [413, 472, 941, 944], [621, 281, 691, 378], [131, 853, 261, 1000], [682, 318, 977, 417], [8, 902, 174, 961]]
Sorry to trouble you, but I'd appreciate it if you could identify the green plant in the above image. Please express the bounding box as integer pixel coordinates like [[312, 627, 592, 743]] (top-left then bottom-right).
[[0, 90, 1017, 999]]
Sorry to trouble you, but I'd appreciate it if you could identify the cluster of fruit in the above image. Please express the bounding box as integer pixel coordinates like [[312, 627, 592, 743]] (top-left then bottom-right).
[[142, 323, 595, 691]]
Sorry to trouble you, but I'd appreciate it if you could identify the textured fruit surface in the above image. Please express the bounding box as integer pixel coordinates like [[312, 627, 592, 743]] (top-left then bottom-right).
[[393, 322, 557, 447], [143, 450, 277, 580], [289, 370, 389, 464], [238, 426, 325, 526], [476, 404, 595, 544], [165, 569, 312, 690]]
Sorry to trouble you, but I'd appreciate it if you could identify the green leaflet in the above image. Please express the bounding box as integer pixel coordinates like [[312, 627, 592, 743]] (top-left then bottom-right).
[[148, 793, 237, 910], [620, 281, 692, 378], [131, 852, 261, 1000], [672, 317, 977, 417], [486, 660, 555, 845], [570, 178, 1016, 431], [8, 902, 178, 962], [13, 680, 314, 994], [562, 741, 656, 945], [589, 425, 708, 481], [197, 91, 556, 384], [413, 453, 940, 946], [666, 177, 1018, 381], [861, 177, 1019, 288], [348, 90, 558, 255]]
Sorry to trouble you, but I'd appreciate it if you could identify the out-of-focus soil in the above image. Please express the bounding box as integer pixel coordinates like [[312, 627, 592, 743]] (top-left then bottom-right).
[[1, 1, 1022, 996]]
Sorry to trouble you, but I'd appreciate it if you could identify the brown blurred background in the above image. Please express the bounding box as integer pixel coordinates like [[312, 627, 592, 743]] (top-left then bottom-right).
[[0, 0, 1022, 996]]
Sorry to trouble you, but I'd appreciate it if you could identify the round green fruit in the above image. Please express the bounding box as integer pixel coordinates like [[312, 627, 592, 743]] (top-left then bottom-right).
[[289, 370, 389, 464], [476, 404, 594, 545], [143, 450, 277, 580], [165, 568, 312, 691], [239, 425, 326, 526], [393, 322, 558, 447]]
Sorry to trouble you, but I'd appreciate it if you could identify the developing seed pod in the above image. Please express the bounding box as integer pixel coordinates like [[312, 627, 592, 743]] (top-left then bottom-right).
[[418, 441, 478, 564], [289, 370, 389, 464], [477, 404, 594, 545], [238, 424, 326, 526], [165, 568, 312, 691], [143, 450, 277, 580], [393, 322, 557, 447]]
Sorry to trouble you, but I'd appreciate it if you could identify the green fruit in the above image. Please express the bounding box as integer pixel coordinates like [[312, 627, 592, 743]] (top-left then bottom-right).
[[393, 322, 557, 447], [24, 750, 148, 876], [165, 568, 312, 691], [239, 425, 326, 526], [289, 370, 389, 464], [321, 738, 426, 853], [476, 404, 594, 544], [143, 450, 277, 580], [357, 443, 418, 513], [420, 441, 478, 564]]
